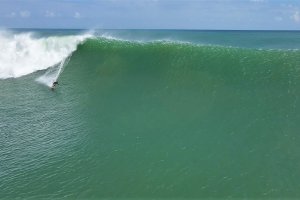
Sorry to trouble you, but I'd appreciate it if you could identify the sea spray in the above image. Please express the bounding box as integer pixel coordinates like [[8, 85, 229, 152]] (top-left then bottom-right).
[[0, 30, 92, 79], [36, 56, 71, 87]]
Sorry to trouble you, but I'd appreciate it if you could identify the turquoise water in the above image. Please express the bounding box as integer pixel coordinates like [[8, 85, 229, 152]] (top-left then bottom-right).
[[1, 29, 300, 199]]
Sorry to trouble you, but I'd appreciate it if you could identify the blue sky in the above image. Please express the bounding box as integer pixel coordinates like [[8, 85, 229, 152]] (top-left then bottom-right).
[[1, 0, 300, 30]]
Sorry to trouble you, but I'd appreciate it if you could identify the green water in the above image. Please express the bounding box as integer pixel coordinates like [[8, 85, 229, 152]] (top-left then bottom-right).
[[1, 30, 300, 199]]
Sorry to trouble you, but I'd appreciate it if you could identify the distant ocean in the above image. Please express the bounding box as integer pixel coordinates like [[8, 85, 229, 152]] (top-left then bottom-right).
[[1, 29, 300, 199]]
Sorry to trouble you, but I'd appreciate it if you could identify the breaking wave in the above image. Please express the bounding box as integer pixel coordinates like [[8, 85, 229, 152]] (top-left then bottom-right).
[[0, 30, 93, 79]]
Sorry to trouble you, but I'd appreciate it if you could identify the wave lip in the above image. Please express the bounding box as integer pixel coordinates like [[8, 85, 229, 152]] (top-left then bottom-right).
[[0, 30, 93, 79]]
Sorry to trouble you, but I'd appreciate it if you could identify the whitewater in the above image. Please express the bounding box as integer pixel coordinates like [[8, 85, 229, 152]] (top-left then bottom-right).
[[0, 30, 92, 86]]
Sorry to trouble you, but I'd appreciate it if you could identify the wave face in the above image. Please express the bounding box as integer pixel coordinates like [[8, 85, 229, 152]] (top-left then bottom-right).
[[72, 35, 300, 87], [0, 30, 92, 79]]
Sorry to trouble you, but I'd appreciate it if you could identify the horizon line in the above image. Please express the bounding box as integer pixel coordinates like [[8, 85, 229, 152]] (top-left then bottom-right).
[[3, 27, 300, 32]]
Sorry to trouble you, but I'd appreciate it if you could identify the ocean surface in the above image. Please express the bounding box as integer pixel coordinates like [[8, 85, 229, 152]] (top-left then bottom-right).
[[1, 29, 300, 199]]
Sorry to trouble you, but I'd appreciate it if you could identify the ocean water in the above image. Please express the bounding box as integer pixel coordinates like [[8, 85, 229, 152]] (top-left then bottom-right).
[[1, 29, 300, 199]]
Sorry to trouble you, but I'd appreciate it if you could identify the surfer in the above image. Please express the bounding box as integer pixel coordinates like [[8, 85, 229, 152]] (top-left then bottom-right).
[[51, 81, 59, 90]]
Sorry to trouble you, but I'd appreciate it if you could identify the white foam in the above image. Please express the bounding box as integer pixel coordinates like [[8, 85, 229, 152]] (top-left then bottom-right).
[[0, 30, 92, 79]]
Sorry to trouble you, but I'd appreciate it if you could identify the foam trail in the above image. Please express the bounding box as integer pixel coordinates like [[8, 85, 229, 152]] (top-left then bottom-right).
[[55, 56, 69, 80], [0, 30, 92, 79], [36, 56, 71, 87]]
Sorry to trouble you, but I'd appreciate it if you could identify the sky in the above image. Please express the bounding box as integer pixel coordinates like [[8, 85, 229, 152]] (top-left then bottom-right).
[[0, 0, 300, 30]]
